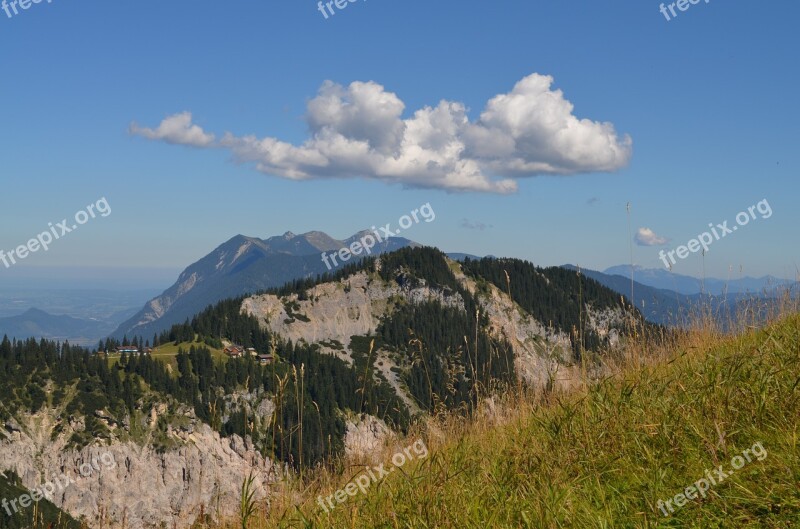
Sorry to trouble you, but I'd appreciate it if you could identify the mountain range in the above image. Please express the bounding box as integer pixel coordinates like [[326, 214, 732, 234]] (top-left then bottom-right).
[[1, 246, 649, 528], [2, 231, 795, 344], [111, 233, 798, 340], [0, 288, 158, 345], [564, 265, 797, 327], [603, 265, 794, 296], [0, 240, 792, 529], [111, 230, 418, 339], [0, 308, 115, 346]]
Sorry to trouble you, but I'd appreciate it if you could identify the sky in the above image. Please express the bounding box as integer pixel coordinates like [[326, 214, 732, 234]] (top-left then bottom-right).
[[1, 0, 798, 291]]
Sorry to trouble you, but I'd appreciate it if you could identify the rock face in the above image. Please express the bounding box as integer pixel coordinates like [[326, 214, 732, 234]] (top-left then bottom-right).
[[242, 260, 627, 389], [0, 407, 280, 529], [450, 263, 574, 387], [344, 415, 394, 465], [242, 270, 464, 362], [451, 263, 629, 389]]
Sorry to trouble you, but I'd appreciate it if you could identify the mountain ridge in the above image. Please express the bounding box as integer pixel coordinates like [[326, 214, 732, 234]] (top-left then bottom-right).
[[603, 264, 795, 295], [112, 230, 419, 339], [0, 308, 121, 346]]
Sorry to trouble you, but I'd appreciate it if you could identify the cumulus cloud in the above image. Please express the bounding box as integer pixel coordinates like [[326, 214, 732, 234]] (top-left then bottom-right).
[[130, 74, 632, 193], [635, 227, 670, 246], [464, 74, 632, 176], [129, 112, 215, 147]]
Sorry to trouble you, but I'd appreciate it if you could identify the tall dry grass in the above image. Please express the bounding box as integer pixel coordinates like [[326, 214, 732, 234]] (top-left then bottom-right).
[[200, 286, 799, 529]]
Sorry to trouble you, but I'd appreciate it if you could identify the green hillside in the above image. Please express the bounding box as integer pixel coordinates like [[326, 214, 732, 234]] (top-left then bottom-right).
[[251, 314, 800, 528]]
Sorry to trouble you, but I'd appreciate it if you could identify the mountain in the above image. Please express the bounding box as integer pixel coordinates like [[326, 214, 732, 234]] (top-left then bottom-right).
[[3, 247, 656, 529], [112, 230, 418, 339], [240, 250, 648, 395], [604, 265, 795, 296], [563, 265, 689, 325], [567, 265, 796, 328], [0, 288, 161, 320], [0, 308, 117, 346]]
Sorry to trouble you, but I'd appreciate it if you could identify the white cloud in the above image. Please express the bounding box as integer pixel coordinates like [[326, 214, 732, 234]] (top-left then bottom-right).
[[130, 74, 632, 193], [635, 227, 670, 246], [465, 74, 632, 175], [129, 112, 215, 148]]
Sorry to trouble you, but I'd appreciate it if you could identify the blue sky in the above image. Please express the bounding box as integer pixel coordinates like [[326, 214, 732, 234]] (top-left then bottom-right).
[[1, 0, 798, 289]]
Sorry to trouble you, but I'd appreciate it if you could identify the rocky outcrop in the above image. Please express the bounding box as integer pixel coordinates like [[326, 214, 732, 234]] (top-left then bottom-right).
[[343, 415, 394, 465], [242, 270, 464, 361], [0, 406, 280, 529], [242, 260, 629, 391], [450, 261, 631, 388], [450, 263, 573, 387]]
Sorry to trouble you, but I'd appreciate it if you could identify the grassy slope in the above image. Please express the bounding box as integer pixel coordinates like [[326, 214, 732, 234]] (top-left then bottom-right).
[[106, 340, 226, 370], [257, 314, 800, 528]]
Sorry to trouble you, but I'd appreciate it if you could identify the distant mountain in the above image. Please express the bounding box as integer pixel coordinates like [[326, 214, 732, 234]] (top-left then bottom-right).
[[0, 308, 115, 346], [0, 287, 160, 320], [604, 265, 795, 296], [112, 230, 418, 339], [566, 265, 795, 327], [562, 266, 690, 325]]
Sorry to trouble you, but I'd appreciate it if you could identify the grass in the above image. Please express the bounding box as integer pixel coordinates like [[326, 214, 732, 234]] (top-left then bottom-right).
[[106, 340, 227, 370], [211, 306, 800, 528]]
